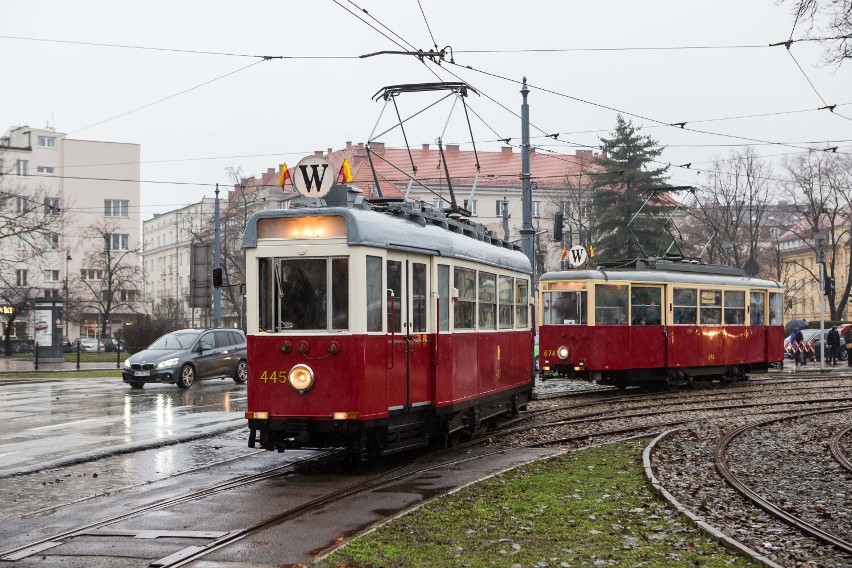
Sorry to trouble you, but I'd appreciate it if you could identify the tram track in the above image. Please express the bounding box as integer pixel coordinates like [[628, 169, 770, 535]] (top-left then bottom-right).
[[713, 408, 852, 557], [830, 423, 852, 472]]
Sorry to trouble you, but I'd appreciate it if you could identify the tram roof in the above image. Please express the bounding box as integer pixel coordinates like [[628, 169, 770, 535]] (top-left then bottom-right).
[[244, 206, 532, 274], [540, 263, 783, 289]]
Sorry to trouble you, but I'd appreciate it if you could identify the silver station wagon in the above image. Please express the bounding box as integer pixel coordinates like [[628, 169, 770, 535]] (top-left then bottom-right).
[[122, 328, 247, 389]]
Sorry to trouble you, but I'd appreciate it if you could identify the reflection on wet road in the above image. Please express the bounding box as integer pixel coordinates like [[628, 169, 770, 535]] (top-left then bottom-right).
[[0, 378, 247, 477]]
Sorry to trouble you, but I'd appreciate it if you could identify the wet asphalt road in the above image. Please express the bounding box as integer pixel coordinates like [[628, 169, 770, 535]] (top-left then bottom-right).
[[0, 377, 247, 478]]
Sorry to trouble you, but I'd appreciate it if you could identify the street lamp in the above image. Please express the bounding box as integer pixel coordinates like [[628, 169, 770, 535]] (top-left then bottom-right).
[[814, 233, 827, 371], [64, 250, 71, 337]]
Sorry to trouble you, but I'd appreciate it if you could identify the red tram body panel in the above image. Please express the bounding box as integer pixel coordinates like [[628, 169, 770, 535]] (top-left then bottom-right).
[[538, 259, 784, 386], [242, 194, 534, 457]]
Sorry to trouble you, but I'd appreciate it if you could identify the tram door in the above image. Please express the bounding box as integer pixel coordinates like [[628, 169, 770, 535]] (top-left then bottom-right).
[[385, 255, 432, 414]]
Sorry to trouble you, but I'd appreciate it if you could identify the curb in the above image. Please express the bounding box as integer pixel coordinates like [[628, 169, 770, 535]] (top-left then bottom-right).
[[643, 429, 784, 568]]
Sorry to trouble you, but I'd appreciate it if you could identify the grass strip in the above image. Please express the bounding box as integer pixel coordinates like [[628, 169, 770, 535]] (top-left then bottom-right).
[[325, 439, 758, 568]]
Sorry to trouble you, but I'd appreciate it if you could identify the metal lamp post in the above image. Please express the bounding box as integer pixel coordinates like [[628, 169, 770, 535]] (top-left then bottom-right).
[[814, 233, 826, 371], [64, 250, 71, 337]]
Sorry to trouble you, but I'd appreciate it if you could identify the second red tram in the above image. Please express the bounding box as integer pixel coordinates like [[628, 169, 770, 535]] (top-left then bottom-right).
[[243, 196, 534, 457], [538, 258, 785, 387]]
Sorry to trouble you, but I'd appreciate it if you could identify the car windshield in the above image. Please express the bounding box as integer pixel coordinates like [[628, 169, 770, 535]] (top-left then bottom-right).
[[149, 332, 199, 350]]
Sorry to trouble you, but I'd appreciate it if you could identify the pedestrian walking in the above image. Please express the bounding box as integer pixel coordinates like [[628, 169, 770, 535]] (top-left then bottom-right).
[[845, 326, 852, 367]]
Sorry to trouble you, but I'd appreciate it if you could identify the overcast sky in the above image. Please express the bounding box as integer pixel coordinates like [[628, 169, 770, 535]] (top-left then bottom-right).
[[2, 1, 850, 220]]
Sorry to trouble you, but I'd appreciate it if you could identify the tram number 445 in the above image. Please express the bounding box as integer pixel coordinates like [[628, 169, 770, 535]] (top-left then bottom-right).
[[259, 370, 288, 384]]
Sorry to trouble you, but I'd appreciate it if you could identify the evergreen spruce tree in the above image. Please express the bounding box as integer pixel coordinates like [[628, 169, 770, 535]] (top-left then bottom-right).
[[590, 115, 670, 263]]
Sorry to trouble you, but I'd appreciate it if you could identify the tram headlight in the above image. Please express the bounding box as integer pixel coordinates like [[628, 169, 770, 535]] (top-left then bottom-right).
[[557, 346, 569, 360], [288, 363, 315, 393]]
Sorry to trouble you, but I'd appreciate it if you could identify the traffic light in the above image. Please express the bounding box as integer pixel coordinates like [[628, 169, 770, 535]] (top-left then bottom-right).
[[553, 211, 564, 242], [825, 276, 834, 297], [212, 268, 223, 288]]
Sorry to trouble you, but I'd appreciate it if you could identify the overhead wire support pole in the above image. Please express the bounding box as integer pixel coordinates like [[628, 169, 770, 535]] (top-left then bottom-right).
[[213, 184, 222, 328], [519, 77, 535, 276]]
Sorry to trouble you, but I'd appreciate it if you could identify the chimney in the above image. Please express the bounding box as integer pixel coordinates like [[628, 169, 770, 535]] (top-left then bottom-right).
[[501, 146, 512, 154], [267, 168, 274, 175], [422, 143, 430, 150], [314, 150, 323, 157], [370, 141, 385, 154], [327, 147, 333, 155], [346, 141, 352, 149], [357, 142, 364, 149], [446, 144, 460, 152]]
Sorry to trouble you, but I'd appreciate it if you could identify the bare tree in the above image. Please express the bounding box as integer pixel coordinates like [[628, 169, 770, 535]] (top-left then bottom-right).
[[780, 150, 848, 319], [76, 221, 142, 340], [781, 0, 852, 65], [683, 149, 780, 269]]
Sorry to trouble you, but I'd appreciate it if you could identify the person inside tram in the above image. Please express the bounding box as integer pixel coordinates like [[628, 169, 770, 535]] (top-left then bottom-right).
[[280, 263, 315, 329]]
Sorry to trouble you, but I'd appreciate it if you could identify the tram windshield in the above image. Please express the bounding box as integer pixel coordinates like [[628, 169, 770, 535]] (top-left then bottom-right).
[[543, 291, 587, 324], [258, 257, 349, 332]]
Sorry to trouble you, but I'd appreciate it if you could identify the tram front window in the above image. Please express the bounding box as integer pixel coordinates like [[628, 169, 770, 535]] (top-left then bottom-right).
[[258, 257, 347, 332], [543, 291, 587, 324]]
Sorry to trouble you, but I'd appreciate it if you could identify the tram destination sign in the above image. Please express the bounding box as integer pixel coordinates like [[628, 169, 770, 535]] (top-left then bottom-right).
[[293, 155, 335, 199]]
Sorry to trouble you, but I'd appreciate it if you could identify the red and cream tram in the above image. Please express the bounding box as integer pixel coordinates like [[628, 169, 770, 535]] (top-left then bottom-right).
[[242, 190, 534, 457], [538, 257, 785, 387]]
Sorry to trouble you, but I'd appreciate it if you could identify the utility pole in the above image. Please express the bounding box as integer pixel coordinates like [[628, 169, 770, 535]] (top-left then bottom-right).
[[213, 184, 222, 328], [815, 233, 826, 371], [519, 77, 535, 274]]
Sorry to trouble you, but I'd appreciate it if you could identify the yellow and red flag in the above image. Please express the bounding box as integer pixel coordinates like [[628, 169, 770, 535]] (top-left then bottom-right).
[[278, 163, 290, 188], [561, 247, 568, 261], [338, 158, 353, 183], [588, 245, 595, 258]]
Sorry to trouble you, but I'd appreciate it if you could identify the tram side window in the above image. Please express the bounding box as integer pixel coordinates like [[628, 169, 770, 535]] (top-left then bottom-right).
[[277, 259, 327, 330], [498, 275, 514, 329], [478, 271, 497, 330], [750, 291, 766, 325], [412, 262, 427, 333], [332, 258, 349, 330], [366, 256, 383, 332], [258, 258, 273, 331], [387, 260, 402, 333], [515, 280, 529, 328], [630, 286, 661, 325], [700, 290, 722, 324], [769, 292, 783, 325], [544, 291, 587, 324], [673, 288, 697, 324], [438, 264, 450, 331], [724, 290, 746, 325], [454, 267, 475, 329], [595, 284, 628, 325]]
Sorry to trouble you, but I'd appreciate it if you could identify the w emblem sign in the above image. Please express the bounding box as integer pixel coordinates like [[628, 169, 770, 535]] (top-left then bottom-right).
[[293, 156, 335, 198], [567, 245, 588, 268]]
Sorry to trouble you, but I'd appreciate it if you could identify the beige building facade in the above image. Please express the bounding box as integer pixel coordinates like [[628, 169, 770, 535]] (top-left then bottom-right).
[[0, 124, 142, 342]]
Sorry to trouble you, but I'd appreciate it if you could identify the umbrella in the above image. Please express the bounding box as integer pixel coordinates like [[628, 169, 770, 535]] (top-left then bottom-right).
[[785, 319, 808, 332]]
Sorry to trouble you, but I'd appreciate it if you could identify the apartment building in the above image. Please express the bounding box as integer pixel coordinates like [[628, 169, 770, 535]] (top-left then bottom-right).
[[0, 124, 141, 342]]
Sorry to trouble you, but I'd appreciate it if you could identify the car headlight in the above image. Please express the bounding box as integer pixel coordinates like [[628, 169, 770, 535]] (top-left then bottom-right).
[[288, 364, 314, 393], [557, 346, 569, 360], [123, 359, 131, 368], [157, 358, 179, 369]]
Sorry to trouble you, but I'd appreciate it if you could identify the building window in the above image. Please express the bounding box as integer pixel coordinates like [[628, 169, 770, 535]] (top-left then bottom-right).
[[16, 160, 28, 176], [106, 233, 129, 251], [43, 270, 60, 282], [81, 269, 105, 280], [44, 289, 60, 298], [37, 166, 55, 175], [464, 199, 478, 216], [104, 199, 129, 217], [16, 236, 26, 250], [16, 269, 27, 287], [16, 197, 28, 214], [120, 290, 137, 302], [37, 136, 56, 148], [44, 197, 60, 215], [532, 201, 541, 218], [495, 200, 508, 215], [44, 232, 59, 250]]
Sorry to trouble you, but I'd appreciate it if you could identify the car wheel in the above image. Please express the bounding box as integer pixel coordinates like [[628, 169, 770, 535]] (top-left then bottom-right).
[[177, 365, 195, 389], [129, 382, 144, 389], [233, 360, 247, 384]]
